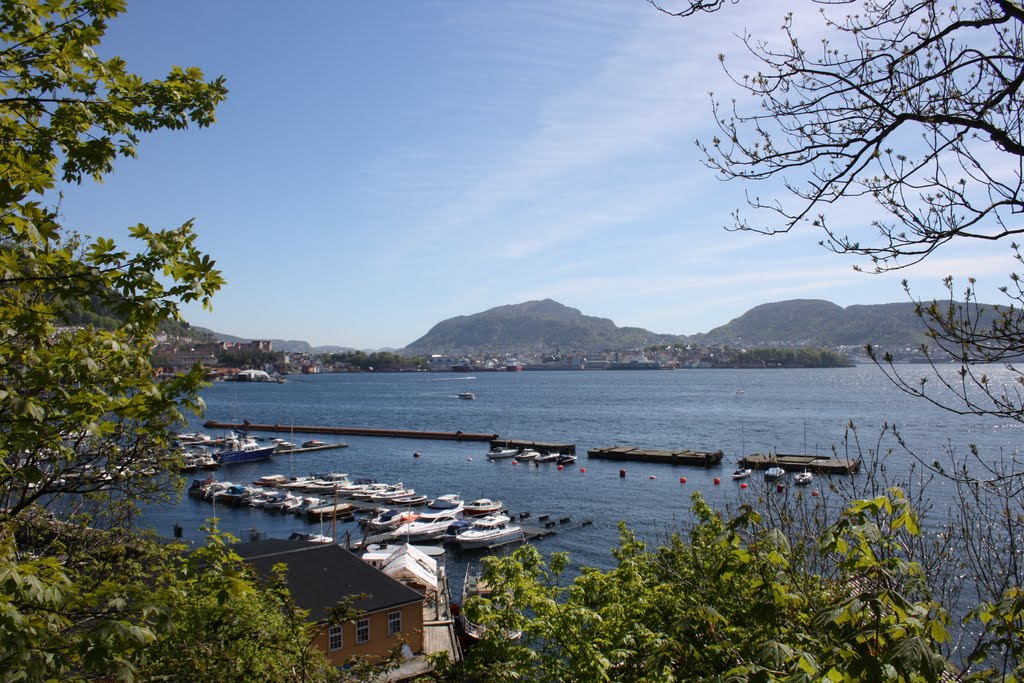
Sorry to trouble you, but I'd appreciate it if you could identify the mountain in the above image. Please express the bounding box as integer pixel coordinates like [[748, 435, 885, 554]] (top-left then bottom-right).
[[696, 299, 934, 347], [403, 299, 681, 354]]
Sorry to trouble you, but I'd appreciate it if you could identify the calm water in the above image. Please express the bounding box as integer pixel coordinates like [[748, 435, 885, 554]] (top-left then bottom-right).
[[146, 365, 1023, 577]]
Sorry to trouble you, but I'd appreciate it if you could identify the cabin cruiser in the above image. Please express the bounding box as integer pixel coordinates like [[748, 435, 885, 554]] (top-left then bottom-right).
[[457, 514, 525, 550], [393, 509, 465, 542], [764, 467, 786, 481], [366, 508, 420, 532], [425, 493, 463, 511], [556, 453, 577, 465], [214, 434, 276, 465], [515, 449, 540, 461], [535, 452, 560, 463], [463, 498, 503, 516]]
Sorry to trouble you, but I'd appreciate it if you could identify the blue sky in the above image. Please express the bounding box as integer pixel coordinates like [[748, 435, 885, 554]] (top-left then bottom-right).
[[58, 1, 1017, 349]]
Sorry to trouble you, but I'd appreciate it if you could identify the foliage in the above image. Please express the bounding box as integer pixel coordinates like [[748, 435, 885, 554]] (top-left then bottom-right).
[[723, 347, 852, 368], [137, 526, 334, 683], [0, 0, 230, 678], [323, 350, 425, 371], [443, 491, 952, 682]]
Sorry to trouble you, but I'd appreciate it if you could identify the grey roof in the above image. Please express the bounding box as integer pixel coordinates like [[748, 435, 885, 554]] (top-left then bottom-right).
[[233, 539, 423, 621]]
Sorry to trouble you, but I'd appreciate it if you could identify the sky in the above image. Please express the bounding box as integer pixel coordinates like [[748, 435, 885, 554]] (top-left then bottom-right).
[[57, 1, 1019, 349]]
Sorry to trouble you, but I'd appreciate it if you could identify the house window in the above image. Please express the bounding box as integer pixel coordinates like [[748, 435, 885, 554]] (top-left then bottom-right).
[[387, 610, 401, 636], [328, 624, 343, 651], [356, 618, 370, 644]]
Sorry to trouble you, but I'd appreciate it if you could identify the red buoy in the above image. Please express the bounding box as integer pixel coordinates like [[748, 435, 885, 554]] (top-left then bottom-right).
[[680, 477, 687, 484], [580, 467, 586, 473], [740, 482, 748, 489], [649, 475, 656, 480], [811, 490, 820, 497], [557, 465, 564, 471], [713, 477, 720, 485], [619, 469, 626, 478]]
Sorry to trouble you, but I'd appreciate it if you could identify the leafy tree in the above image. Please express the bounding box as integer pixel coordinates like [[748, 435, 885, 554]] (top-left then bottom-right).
[[443, 491, 952, 682], [0, 0, 231, 678], [138, 527, 334, 683], [648, 0, 1024, 675]]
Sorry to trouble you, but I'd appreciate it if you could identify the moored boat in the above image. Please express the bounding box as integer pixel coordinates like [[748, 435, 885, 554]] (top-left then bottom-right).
[[731, 468, 752, 480], [486, 446, 519, 460], [794, 470, 813, 486], [463, 498, 503, 516], [515, 449, 540, 461], [764, 466, 786, 481], [457, 514, 525, 550]]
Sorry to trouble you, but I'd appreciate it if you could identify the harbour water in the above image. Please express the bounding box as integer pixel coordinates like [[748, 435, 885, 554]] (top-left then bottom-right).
[[148, 364, 1022, 576]]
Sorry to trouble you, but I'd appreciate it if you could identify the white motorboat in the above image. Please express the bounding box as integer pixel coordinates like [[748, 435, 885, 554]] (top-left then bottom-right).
[[486, 446, 519, 460], [535, 452, 559, 463], [795, 470, 813, 486], [457, 514, 525, 550], [515, 449, 540, 461], [556, 453, 577, 465], [764, 467, 786, 481], [463, 498, 503, 516], [394, 509, 465, 542], [292, 496, 324, 514], [425, 493, 464, 511], [458, 392, 476, 400], [263, 491, 300, 510], [252, 474, 289, 487], [366, 508, 420, 532], [731, 468, 752, 480]]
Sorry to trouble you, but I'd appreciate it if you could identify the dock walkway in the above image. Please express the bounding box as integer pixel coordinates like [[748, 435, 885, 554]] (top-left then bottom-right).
[[739, 453, 860, 474], [204, 421, 497, 442], [587, 445, 724, 467]]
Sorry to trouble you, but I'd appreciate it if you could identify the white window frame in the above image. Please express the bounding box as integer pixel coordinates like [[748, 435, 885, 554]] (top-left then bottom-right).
[[387, 610, 401, 636], [356, 618, 370, 644], [328, 624, 343, 651]]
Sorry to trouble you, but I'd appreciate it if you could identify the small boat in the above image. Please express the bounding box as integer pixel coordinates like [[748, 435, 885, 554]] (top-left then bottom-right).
[[764, 467, 786, 481], [425, 493, 464, 511], [306, 502, 354, 520], [457, 514, 525, 550], [394, 509, 464, 542], [215, 436, 276, 465], [301, 440, 326, 449], [463, 498, 503, 516], [366, 508, 420, 532], [458, 392, 476, 400], [288, 532, 333, 544], [731, 468, 752, 480], [252, 474, 289, 487], [515, 449, 540, 461], [486, 447, 519, 460], [535, 452, 559, 463], [794, 470, 813, 486], [556, 453, 577, 465], [263, 491, 300, 510]]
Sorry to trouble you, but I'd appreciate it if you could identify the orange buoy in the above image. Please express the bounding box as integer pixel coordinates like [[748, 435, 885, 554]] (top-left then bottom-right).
[[512, 460, 519, 466], [680, 477, 687, 484], [713, 477, 720, 485]]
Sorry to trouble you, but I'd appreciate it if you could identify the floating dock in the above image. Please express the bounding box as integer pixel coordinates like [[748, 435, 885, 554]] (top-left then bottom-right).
[[203, 421, 497, 442], [487, 439, 576, 455], [273, 442, 348, 455], [739, 453, 860, 474], [587, 445, 724, 467]]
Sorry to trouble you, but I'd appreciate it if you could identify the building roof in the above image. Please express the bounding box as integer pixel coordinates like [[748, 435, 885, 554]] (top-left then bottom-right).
[[233, 539, 424, 621]]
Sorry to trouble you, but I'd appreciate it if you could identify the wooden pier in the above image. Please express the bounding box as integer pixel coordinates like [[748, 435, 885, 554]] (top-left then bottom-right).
[[587, 445, 723, 467], [739, 453, 860, 475], [203, 421, 498, 442], [487, 439, 576, 455]]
